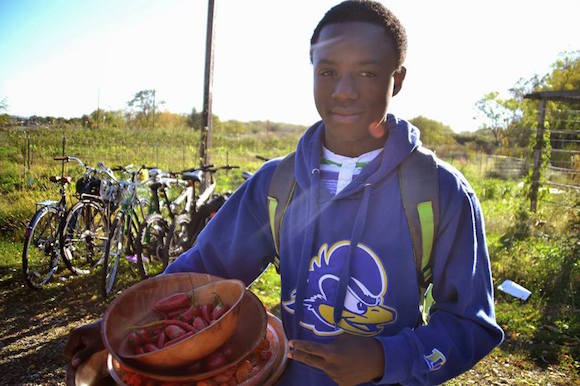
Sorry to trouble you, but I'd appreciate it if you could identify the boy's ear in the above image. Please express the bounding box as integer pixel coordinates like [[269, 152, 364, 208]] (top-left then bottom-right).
[[392, 66, 406, 96]]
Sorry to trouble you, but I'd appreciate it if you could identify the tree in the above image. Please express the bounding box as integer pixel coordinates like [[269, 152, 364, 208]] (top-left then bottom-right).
[[0, 97, 9, 126], [408, 116, 456, 147], [187, 107, 202, 130], [475, 92, 521, 147], [476, 51, 580, 151], [127, 89, 165, 128]]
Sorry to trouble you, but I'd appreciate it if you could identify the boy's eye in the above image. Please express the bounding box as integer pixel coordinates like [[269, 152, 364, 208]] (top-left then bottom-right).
[[360, 71, 376, 78], [319, 69, 335, 77]]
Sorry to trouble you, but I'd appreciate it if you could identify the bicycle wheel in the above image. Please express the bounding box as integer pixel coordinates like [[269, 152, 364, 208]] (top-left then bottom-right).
[[102, 214, 124, 298], [136, 213, 169, 279], [167, 213, 194, 259], [22, 206, 61, 289], [61, 199, 108, 275]]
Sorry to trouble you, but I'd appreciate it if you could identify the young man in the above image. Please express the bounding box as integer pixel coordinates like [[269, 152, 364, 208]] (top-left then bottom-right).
[[66, 1, 503, 384]]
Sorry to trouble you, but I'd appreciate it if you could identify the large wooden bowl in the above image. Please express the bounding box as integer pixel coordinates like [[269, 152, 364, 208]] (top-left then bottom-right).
[[102, 273, 246, 369], [107, 291, 270, 383]]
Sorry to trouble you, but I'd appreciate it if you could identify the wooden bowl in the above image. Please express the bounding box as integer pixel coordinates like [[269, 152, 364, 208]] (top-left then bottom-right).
[[108, 290, 269, 382], [102, 273, 247, 369]]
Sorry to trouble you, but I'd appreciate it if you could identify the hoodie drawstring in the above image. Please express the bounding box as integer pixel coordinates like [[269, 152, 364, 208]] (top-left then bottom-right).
[[333, 183, 373, 327]]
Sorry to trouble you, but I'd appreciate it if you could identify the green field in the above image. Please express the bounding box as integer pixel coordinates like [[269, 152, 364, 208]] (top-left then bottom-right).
[[1, 123, 579, 384]]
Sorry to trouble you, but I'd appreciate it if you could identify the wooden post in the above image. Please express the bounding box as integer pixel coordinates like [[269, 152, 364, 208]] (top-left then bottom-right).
[[200, 0, 215, 174], [530, 99, 546, 212]]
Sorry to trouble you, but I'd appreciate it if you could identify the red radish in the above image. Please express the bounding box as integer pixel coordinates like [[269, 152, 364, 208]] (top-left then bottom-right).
[[204, 351, 227, 370], [153, 292, 191, 313], [178, 304, 196, 322], [143, 343, 158, 353], [163, 330, 195, 347], [211, 304, 230, 321], [192, 316, 208, 331], [132, 319, 194, 332], [200, 303, 214, 323], [221, 344, 233, 359], [127, 331, 142, 347], [165, 324, 186, 340], [157, 331, 166, 348]]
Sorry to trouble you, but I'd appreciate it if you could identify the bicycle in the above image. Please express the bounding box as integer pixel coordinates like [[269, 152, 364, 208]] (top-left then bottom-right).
[[60, 161, 116, 275], [22, 156, 94, 288], [100, 163, 150, 298], [135, 167, 192, 279], [167, 164, 239, 258]]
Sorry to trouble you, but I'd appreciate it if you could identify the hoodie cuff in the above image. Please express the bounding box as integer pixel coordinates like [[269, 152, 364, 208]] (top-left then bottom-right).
[[372, 333, 414, 385]]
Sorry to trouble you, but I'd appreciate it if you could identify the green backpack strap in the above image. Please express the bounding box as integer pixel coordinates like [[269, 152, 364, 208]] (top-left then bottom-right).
[[398, 146, 440, 324], [267, 152, 296, 272]]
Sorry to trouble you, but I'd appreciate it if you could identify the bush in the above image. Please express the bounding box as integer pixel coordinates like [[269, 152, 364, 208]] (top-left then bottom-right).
[[492, 203, 579, 306]]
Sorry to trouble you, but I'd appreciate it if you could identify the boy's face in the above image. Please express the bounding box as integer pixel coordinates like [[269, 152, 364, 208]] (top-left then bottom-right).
[[312, 21, 405, 156]]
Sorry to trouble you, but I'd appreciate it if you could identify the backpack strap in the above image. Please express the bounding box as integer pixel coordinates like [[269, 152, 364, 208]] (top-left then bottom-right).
[[267, 152, 296, 272], [267, 147, 439, 322], [398, 146, 439, 323]]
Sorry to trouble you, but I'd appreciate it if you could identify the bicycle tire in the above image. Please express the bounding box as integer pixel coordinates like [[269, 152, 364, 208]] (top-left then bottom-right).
[[166, 201, 219, 259], [136, 213, 169, 279], [167, 213, 195, 259], [61, 199, 108, 275], [102, 214, 124, 298], [22, 206, 61, 289]]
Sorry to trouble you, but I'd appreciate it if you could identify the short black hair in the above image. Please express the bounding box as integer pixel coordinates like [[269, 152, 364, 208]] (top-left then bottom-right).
[[310, 0, 407, 69]]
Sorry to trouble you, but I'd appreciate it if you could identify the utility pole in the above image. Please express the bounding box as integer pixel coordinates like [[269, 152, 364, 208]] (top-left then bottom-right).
[[200, 0, 216, 173]]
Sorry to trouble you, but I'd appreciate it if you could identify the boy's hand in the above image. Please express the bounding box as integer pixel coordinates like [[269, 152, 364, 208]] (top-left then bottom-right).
[[64, 321, 105, 368], [288, 333, 385, 386]]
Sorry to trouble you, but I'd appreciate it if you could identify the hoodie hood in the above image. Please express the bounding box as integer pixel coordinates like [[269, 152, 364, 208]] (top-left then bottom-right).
[[290, 114, 422, 338], [294, 114, 422, 195]]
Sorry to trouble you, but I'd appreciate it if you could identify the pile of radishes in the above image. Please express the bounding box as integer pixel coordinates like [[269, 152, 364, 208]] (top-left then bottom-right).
[[125, 290, 230, 356]]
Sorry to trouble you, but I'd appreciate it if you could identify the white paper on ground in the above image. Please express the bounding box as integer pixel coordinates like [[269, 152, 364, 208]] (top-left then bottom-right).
[[497, 279, 532, 301]]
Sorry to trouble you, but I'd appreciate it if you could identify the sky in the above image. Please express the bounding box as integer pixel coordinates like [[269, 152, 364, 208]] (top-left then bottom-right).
[[0, 0, 578, 133]]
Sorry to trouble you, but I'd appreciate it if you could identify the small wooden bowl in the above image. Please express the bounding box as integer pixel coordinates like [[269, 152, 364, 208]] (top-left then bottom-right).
[[102, 273, 246, 369]]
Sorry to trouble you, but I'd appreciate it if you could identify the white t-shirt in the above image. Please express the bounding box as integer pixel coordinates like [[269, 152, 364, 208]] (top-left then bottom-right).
[[320, 146, 382, 195]]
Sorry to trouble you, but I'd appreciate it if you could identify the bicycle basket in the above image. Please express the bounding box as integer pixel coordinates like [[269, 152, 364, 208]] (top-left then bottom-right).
[[76, 175, 102, 196], [100, 179, 122, 205]]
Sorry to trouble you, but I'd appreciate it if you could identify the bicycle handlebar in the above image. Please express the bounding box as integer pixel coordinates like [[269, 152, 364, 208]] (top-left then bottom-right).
[[53, 155, 91, 171]]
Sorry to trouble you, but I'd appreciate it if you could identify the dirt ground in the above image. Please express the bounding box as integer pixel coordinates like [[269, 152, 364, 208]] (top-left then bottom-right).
[[0, 266, 578, 386]]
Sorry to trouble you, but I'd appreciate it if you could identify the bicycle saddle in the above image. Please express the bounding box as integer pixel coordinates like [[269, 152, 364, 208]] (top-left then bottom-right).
[[50, 176, 72, 185], [182, 170, 203, 183]]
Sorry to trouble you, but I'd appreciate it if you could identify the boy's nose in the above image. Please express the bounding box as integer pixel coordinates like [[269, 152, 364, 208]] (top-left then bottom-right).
[[332, 75, 358, 101]]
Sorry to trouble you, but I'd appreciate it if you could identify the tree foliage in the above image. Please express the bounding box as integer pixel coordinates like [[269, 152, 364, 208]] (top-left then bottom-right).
[[0, 97, 10, 126], [409, 115, 456, 147], [476, 51, 580, 153], [127, 89, 165, 128]]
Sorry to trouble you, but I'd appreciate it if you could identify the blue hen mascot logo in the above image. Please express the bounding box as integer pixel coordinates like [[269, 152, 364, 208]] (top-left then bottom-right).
[[283, 241, 397, 336]]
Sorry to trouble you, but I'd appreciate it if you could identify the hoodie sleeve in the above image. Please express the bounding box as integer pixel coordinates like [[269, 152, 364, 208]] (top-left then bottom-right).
[[373, 165, 504, 385], [164, 161, 277, 286]]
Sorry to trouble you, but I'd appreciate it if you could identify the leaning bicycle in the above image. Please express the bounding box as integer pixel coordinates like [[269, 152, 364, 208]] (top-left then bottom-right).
[[22, 156, 95, 288], [167, 164, 238, 258], [100, 163, 150, 298], [60, 161, 114, 275]]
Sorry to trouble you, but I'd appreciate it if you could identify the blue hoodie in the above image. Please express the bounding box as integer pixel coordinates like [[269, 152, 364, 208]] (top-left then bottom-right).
[[166, 114, 504, 385]]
